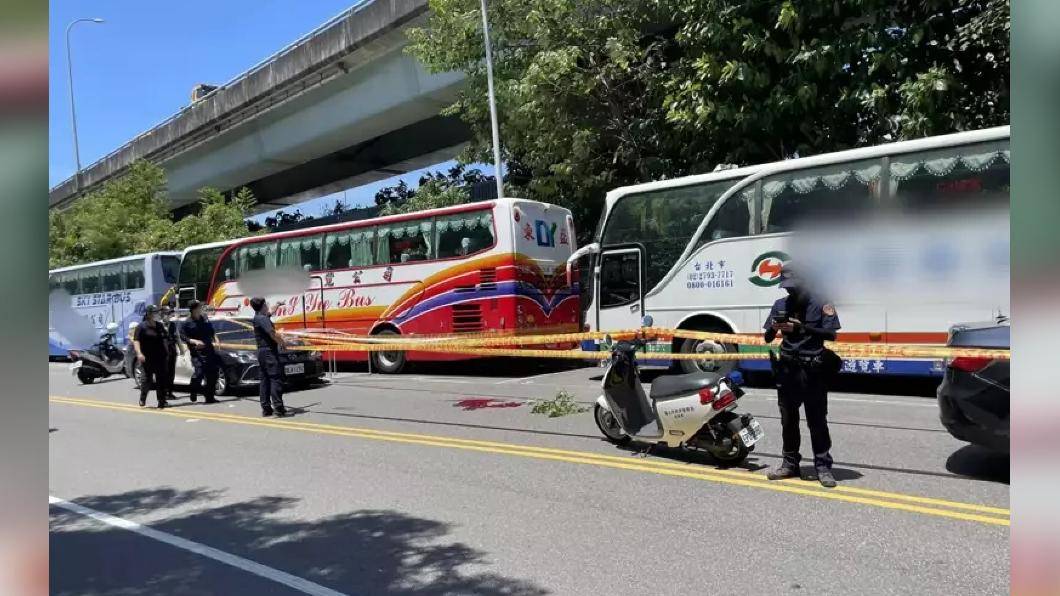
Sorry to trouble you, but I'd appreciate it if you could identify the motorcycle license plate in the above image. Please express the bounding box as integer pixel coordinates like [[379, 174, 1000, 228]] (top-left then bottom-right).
[[738, 419, 765, 446], [284, 363, 305, 376]]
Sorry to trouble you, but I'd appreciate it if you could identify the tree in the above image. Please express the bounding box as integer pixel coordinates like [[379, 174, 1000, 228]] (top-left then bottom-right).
[[48, 161, 260, 268], [374, 164, 494, 215], [407, 0, 1010, 241]]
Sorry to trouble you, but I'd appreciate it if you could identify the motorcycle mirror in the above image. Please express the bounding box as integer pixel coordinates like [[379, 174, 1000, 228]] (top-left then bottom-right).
[[728, 370, 744, 386], [105, 322, 119, 333], [641, 315, 653, 328]]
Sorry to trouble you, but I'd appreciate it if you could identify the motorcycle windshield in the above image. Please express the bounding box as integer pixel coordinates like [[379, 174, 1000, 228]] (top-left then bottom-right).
[[602, 355, 653, 435]]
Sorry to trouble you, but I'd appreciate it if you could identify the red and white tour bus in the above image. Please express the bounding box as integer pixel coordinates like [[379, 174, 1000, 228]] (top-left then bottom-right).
[[178, 198, 580, 372]]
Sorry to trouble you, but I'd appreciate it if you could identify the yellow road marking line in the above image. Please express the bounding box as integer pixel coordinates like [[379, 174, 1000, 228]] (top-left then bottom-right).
[[51, 396, 1009, 516], [50, 396, 1009, 527]]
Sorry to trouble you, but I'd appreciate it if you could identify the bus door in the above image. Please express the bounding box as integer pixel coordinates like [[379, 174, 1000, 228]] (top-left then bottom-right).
[[595, 245, 645, 333]]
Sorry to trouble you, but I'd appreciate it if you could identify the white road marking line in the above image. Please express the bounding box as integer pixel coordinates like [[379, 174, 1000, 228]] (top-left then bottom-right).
[[49, 496, 347, 596]]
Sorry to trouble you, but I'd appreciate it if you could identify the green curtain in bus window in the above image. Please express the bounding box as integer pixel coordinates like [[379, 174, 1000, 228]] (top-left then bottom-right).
[[375, 226, 392, 264], [278, 240, 301, 269], [436, 212, 494, 258], [349, 230, 374, 267], [389, 223, 429, 262], [324, 234, 351, 270], [888, 141, 1010, 211], [300, 237, 322, 271], [263, 243, 279, 270], [761, 160, 882, 234]]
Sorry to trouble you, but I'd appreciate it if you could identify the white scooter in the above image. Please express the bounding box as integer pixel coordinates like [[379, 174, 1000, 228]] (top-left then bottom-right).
[[593, 316, 764, 464], [69, 323, 128, 385]]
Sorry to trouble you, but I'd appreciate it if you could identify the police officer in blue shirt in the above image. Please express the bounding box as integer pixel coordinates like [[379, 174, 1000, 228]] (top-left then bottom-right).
[[180, 300, 221, 404], [763, 264, 841, 488], [250, 297, 289, 417]]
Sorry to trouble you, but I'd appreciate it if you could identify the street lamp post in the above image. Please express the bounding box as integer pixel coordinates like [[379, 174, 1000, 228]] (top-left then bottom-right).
[[478, 0, 504, 200], [65, 17, 105, 194]]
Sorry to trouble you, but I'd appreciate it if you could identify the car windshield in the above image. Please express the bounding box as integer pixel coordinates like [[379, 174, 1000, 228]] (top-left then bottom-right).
[[211, 319, 255, 344]]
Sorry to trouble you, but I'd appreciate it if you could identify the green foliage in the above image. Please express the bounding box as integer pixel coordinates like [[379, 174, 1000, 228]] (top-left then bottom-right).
[[408, 0, 1010, 241], [529, 390, 589, 417], [48, 161, 259, 268], [375, 164, 494, 215]]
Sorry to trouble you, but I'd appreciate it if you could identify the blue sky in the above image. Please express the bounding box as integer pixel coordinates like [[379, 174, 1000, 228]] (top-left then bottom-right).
[[49, 0, 477, 219]]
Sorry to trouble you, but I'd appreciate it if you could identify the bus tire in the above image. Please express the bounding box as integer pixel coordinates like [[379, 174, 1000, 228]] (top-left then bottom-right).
[[677, 332, 738, 376], [370, 329, 406, 374]]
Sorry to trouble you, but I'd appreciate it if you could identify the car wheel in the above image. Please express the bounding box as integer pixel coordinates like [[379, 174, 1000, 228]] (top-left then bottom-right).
[[370, 329, 406, 374]]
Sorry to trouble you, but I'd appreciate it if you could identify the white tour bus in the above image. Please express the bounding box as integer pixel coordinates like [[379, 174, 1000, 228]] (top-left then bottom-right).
[[49, 252, 182, 357], [571, 127, 1010, 376]]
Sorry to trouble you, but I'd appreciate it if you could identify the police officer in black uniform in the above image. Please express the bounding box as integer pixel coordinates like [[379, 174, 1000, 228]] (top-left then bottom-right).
[[763, 265, 841, 488], [180, 300, 221, 404], [161, 305, 181, 401], [250, 297, 288, 417]]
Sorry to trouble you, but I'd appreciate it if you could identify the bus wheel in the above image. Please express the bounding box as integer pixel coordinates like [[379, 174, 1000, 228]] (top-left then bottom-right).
[[370, 329, 406, 374], [677, 336, 737, 376]]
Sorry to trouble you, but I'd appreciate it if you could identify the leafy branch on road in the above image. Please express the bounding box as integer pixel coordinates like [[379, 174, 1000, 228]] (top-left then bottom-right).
[[529, 390, 588, 418]]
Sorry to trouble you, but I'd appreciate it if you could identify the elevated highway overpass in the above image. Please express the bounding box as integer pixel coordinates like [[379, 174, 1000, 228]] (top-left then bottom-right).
[[49, 0, 470, 214]]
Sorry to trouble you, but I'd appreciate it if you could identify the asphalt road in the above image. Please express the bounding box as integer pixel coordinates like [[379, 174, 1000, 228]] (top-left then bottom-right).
[[49, 361, 1010, 595]]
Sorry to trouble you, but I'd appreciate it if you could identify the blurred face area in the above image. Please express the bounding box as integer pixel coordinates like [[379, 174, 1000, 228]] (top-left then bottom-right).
[[191, 306, 203, 320]]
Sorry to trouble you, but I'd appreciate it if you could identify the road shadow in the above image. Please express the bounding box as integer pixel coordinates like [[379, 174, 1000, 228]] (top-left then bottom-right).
[[51, 487, 549, 596], [945, 444, 1010, 484], [610, 442, 771, 473]]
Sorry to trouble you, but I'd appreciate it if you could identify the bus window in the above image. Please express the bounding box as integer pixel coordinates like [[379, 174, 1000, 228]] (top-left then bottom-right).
[[125, 261, 145, 290], [761, 159, 881, 234], [219, 250, 238, 282], [378, 221, 432, 264], [890, 141, 1010, 212], [48, 273, 60, 292], [80, 267, 101, 294], [599, 251, 640, 308], [435, 211, 494, 258], [325, 228, 374, 270], [178, 246, 224, 306], [701, 187, 754, 245], [61, 272, 79, 295], [102, 264, 124, 291], [237, 242, 278, 273], [160, 255, 180, 284], [279, 235, 323, 271], [602, 180, 733, 291]]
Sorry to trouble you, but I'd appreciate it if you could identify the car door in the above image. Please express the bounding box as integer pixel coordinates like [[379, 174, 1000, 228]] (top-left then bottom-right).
[[595, 245, 646, 333]]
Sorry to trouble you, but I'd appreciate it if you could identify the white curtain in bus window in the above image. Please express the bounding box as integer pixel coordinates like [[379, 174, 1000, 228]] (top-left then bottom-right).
[[761, 159, 882, 234], [238, 243, 277, 272], [435, 211, 494, 258], [889, 140, 1010, 212]]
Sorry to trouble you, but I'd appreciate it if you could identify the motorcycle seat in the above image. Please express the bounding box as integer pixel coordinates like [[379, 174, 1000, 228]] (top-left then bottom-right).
[[650, 372, 720, 400]]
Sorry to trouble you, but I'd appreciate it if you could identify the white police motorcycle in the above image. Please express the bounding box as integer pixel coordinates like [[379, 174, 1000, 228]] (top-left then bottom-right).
[[594, 316, 764, 464]]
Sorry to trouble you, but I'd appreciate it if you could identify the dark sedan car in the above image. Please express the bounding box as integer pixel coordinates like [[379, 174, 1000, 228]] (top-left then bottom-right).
[[937, 318, 1009, 452], [126, 317, 325, 395]]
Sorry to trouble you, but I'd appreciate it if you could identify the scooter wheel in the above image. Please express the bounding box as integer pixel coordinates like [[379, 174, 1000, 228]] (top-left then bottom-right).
[[710, 441, 749, 466], [77, 370, 96, 385], [594, 404, 631, 445]]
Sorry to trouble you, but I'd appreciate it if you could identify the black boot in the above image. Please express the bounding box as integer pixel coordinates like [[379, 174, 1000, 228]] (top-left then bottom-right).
[[767, 463, 801, 480], [816, 467, 837, 488], [261, 407, 274, 417]]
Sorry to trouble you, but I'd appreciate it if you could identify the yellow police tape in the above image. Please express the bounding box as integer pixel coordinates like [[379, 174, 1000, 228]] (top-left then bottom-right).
[[210, 324, 1010, 362]]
